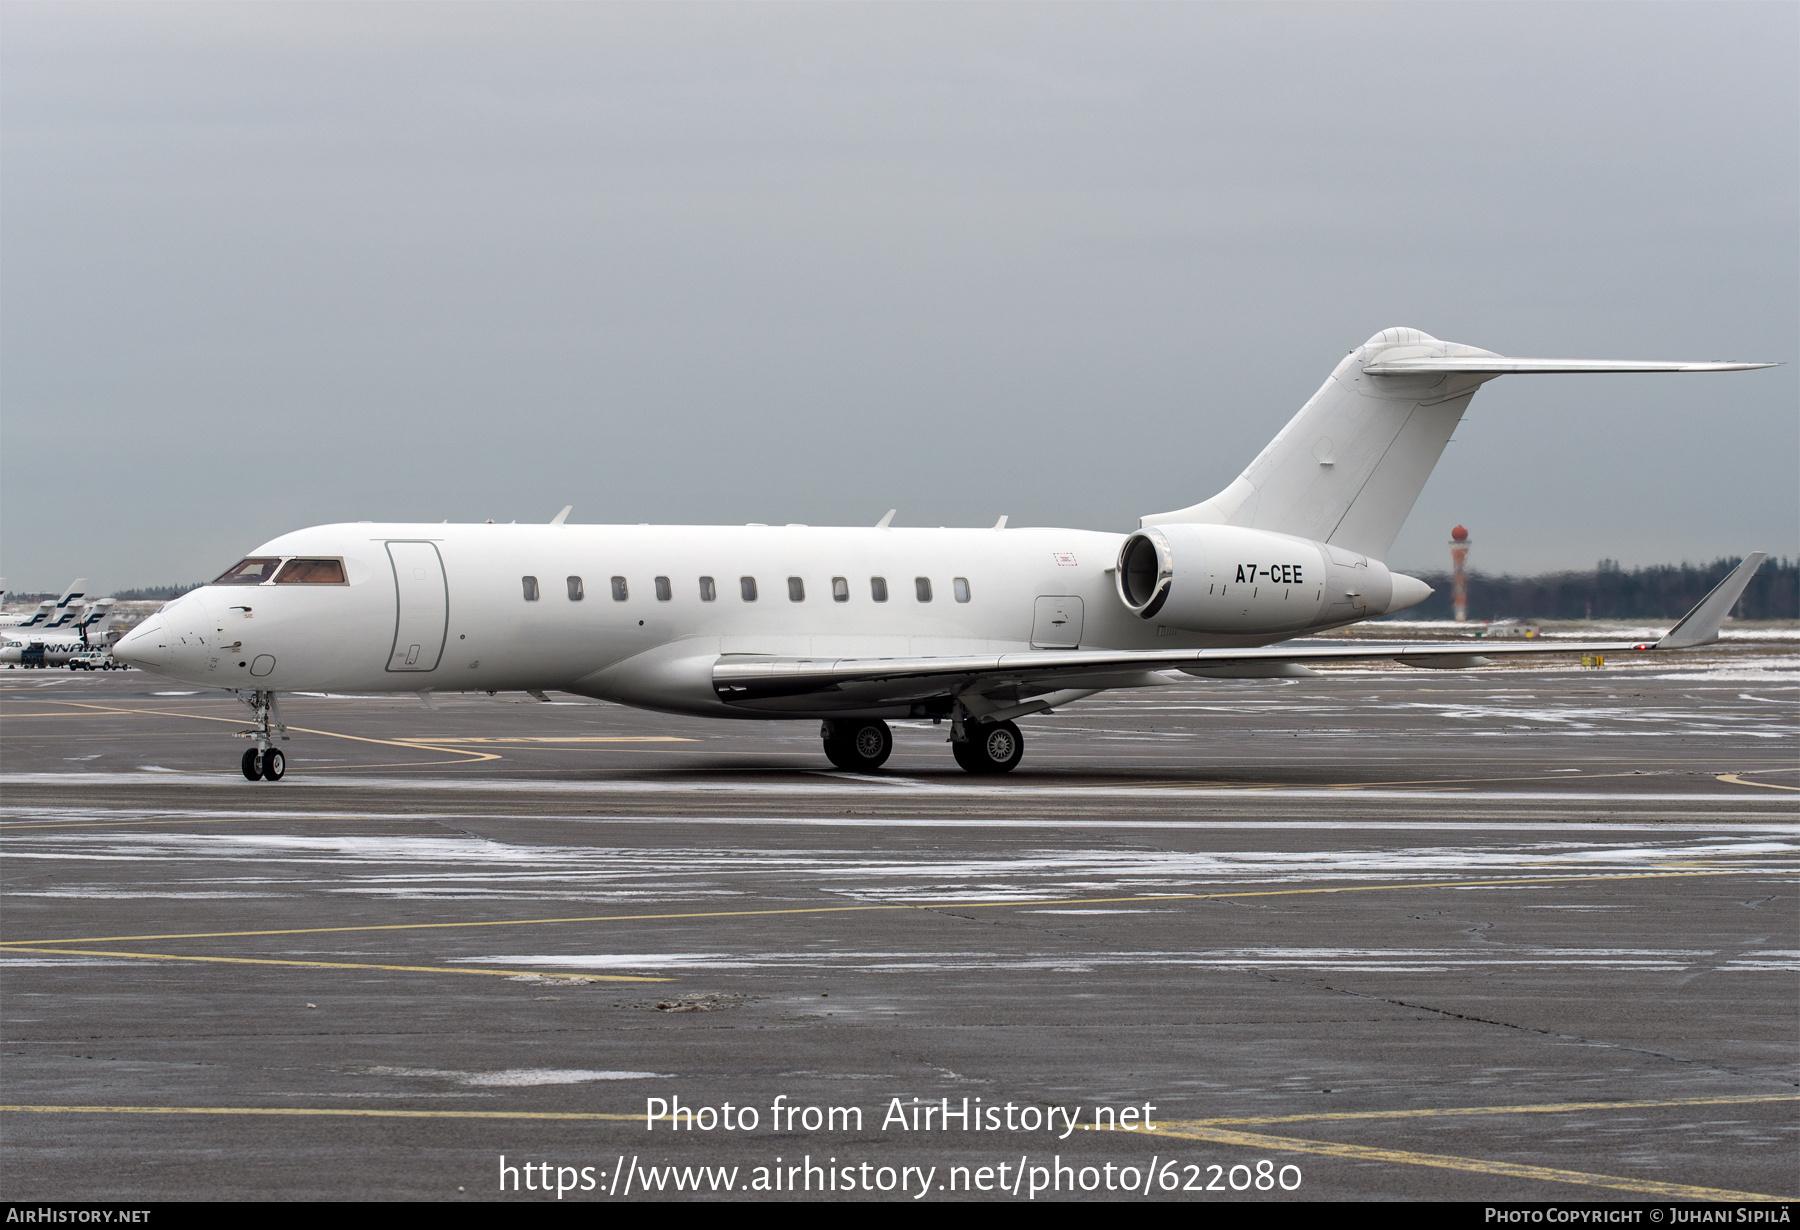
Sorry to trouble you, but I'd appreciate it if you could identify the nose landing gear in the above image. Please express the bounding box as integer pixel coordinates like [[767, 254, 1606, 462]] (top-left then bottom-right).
[[821, 719, 893, 772], [240, 746, 286, 781], [236, 689, 289, 782]]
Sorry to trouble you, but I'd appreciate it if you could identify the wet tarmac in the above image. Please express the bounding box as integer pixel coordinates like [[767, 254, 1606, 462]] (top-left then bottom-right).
[[2, 645, 1794, 1201]]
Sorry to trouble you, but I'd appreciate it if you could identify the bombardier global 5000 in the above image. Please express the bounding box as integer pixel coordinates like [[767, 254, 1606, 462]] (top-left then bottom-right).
[[114, 328, 1773, 781]]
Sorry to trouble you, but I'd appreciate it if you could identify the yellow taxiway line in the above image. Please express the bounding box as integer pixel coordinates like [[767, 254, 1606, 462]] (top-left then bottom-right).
[[1158, 1092, 1800, 1129], [2, 1093, 1790, 1199], [0, 946, 669, 982], [1, 1104, 639, 1122], [1718, 773, 1800, 792], [1133, 1121, 1790, 1201], [393, 736, 694, 744], [1, 698, 503, 765]]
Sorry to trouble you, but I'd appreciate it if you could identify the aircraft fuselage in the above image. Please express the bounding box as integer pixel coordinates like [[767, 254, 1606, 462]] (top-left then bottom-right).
[[118, 521, 1387, 717]]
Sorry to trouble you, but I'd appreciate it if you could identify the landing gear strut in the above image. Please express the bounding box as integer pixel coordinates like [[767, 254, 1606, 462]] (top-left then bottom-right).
[[951, 718, 1024, 774], [236, 689, 289, 782], [821, 719, 893, 773]]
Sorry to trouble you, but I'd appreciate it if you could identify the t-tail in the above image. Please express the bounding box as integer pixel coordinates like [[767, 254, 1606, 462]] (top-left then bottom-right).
[[1141, 328, 1776, 560]]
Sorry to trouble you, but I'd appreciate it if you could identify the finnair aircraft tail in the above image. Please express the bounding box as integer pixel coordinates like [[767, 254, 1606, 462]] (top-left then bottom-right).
[[3, 601, 55, 630], [1141, 328, 1771, 560], [1, 579, 92, 630], [77, 598, 118, 644], [39, 579, 90, 630]]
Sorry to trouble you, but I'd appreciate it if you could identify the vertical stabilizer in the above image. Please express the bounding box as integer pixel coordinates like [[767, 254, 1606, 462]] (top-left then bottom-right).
[[79, 598, 118, 645], [1141, 329, 1498, 559], [41, 579, 90, 630]]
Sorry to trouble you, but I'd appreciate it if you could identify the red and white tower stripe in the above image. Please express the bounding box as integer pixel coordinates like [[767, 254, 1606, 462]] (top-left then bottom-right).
[[1449, 525, 1470, 622]]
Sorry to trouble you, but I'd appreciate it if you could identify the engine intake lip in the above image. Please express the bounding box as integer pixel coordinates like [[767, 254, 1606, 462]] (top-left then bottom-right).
[[1117, 530, 1173, 619]]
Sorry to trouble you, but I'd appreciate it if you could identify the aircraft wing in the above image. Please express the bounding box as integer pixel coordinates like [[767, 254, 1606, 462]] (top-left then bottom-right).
[[713, 554, 1766, 707]]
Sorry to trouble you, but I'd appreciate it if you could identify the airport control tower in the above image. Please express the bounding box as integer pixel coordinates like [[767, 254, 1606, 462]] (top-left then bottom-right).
[[1450, 525, 1470, 622]]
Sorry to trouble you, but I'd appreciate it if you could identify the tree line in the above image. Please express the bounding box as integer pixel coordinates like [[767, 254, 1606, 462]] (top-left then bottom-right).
[[1398, 557, 1797, 622]]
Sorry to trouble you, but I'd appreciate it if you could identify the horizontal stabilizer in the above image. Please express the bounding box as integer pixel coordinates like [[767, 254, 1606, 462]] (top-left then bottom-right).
[[1363, 357, 1777, 375]]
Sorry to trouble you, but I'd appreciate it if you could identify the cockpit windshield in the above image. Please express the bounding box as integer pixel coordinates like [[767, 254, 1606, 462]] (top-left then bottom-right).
[[212, 557, 282, 585], [273, 558, 347, 584]]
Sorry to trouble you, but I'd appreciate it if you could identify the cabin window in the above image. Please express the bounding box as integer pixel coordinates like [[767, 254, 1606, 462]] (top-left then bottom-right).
[[870, 576, 888, 602], [655, 576, 672, 602], [521, 576, 540, 602], [213, 557, 281, 585], [953, 576, 971, 603], [610, 576, 628, 601], [567, 576, 584, 601], [274, 558, 347, 585], [699, 576, 716, 602], [832, 576, 849, 602], [788, 577, 805, 602], [740, 576, 758, 601], [915, 577, 933, 602]]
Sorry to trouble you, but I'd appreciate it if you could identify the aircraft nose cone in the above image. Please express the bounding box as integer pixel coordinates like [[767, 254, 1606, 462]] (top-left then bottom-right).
[[113, 617, 170, 669]]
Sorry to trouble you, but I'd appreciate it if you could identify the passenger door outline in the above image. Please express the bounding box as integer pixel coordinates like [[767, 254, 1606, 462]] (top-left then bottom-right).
[[385, 541, 448, 672]]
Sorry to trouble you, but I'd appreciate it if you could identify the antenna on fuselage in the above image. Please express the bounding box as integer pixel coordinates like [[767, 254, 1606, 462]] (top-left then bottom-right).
[[550, 506, 572, 525], [876, 509, 896, 528], [993, 515, 1008, 530]]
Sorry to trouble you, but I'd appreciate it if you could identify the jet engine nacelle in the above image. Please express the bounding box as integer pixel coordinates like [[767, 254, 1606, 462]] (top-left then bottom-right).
[[1115, 523, 1428, 633]]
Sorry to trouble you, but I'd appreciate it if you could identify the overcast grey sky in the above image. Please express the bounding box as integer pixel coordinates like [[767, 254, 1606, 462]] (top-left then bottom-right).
[[3, 2, 1794, 592]]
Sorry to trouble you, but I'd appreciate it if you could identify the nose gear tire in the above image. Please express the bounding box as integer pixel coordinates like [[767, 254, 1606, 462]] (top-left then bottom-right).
[[259, 748, 285, 781], [241, 748, 262, 781]]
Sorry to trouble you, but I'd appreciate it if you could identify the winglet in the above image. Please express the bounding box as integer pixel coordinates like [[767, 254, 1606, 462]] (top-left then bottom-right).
[[1656, 554, 1767, 649], [550, 505, 573, 526], [876, 509, 896, 529]]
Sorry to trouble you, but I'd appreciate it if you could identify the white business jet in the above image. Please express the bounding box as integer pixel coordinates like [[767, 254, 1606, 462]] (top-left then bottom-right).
[[114, 328, 1772, 782]]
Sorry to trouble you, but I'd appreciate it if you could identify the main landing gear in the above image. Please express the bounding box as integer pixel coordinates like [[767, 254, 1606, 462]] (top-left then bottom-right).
[[952, 719, 1024, 775], [237, 689, 289, 782], [821, 719, 893, 773], [819, 714, 1027, 774]]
